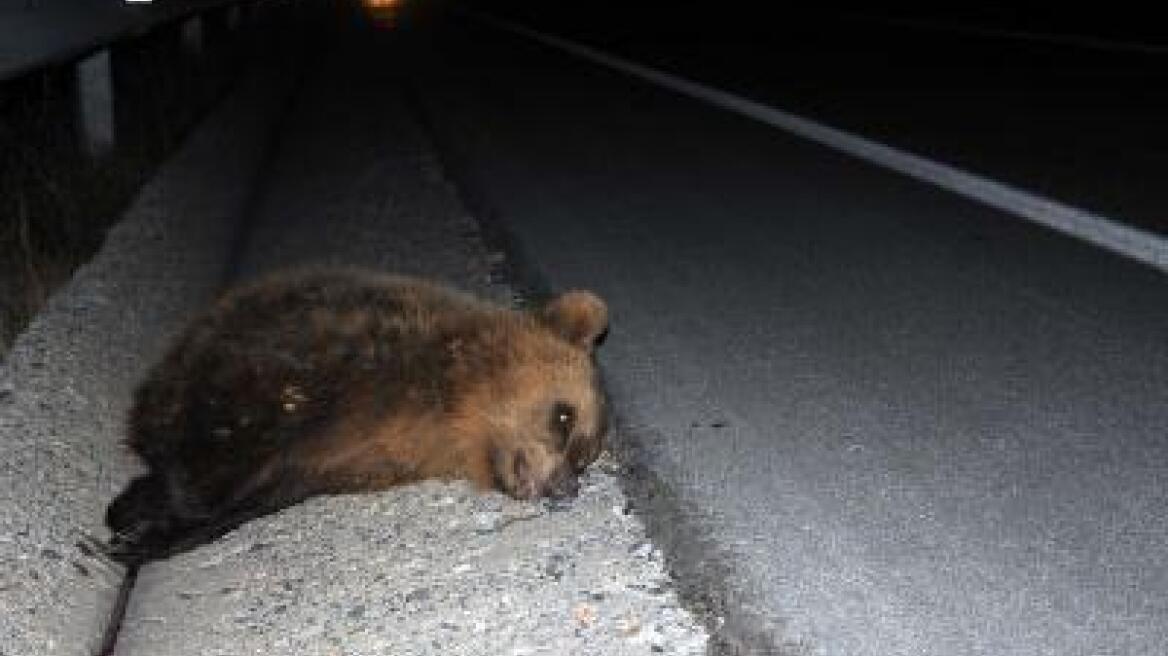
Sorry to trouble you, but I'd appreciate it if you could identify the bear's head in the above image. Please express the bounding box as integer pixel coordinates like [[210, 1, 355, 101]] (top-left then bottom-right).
[[452, 289, 609, 501]]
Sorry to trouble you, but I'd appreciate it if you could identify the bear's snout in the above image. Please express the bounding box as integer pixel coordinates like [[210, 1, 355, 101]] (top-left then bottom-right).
[[543, 463, 579, 500], [492, 446, 581, 501]]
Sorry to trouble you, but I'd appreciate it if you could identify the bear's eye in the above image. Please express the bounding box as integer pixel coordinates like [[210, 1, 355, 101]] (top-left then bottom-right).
[[550, 401, 576, 449]]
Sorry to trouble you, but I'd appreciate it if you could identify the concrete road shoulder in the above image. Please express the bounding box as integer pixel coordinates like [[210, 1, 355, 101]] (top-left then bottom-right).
[[0, 64, 296, 656]]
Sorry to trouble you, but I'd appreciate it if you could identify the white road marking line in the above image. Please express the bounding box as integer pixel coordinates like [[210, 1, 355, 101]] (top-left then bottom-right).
[[461, 10, 1168, 274]]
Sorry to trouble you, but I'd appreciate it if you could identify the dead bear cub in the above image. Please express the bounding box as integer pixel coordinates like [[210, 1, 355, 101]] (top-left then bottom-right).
[[105, 268, 609, 564]]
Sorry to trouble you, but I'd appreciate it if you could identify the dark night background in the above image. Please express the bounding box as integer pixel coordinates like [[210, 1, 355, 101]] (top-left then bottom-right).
[[454, 1, 1168, 235]]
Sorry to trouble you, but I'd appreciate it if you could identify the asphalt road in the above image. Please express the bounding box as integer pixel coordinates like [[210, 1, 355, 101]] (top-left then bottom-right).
[[401, 8, 1168, 655], [452, 2, 1168, 237]]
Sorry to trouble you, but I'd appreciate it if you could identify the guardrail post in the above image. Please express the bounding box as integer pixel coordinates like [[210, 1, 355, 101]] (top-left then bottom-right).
[[227, 5, 243, 31], [75, 49, 115, 158], [182, 16, 204, 56]]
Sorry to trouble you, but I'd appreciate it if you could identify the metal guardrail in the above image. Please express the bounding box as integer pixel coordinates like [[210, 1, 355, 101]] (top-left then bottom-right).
[[0, 0, 270, 157], [0, 0, 251, 81]]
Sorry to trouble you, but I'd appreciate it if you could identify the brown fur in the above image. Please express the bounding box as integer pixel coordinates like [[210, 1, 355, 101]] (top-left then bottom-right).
[[104, 267, 609, 563]]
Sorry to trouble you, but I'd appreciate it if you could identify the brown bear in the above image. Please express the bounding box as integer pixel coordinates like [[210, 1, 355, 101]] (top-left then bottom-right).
[[104, 267, 609, 565]]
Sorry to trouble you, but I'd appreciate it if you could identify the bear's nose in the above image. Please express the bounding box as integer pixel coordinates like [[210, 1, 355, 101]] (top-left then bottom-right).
[[545, 465, 580, 500]]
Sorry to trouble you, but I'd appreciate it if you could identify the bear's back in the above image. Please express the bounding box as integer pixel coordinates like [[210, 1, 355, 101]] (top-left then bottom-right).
[[126, 269, 504, 467]]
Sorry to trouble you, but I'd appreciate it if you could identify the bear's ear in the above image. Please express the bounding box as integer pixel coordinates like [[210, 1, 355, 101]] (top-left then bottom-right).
[[538, 290, 608, 352]]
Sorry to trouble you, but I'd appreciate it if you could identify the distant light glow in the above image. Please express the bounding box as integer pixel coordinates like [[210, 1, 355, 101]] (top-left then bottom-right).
[[362, 0, 402, 29]]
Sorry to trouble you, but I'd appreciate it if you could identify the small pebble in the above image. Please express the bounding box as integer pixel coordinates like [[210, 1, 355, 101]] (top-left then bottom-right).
[[572, 603, 598, 629]]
